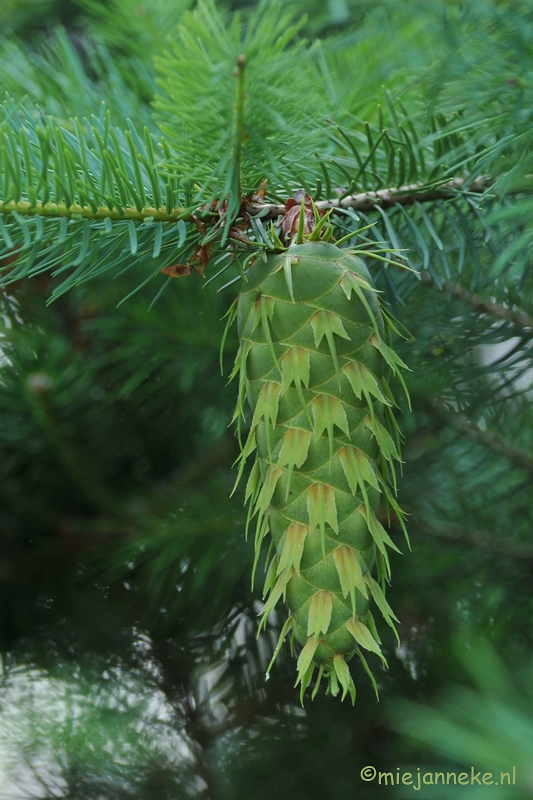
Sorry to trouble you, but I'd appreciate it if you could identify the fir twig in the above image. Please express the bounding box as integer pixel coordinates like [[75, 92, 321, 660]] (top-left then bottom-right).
[[416, 518, 533, 560], [0, 176, 493, 225], [248, 176, 495, 218], [0, 199, 192, 222], [422, 273, 533, 330], [450, 413, 533, 474]]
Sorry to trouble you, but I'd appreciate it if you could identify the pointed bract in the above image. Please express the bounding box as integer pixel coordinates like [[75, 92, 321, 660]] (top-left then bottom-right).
[[307, 591, 333, 638]]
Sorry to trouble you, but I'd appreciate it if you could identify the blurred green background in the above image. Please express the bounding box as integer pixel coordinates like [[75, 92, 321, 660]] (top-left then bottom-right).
[[1, 0, 533, 797]]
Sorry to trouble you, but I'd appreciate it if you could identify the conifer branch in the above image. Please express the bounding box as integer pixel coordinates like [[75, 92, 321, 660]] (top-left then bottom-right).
[[0, 175, 492, 225], [430, 397, 533, 474], [0, 199, 189, 222], [417, 518, 533, 560], [27, 373, 118, 512], [450, 413, 533, 474], [422, 272, 533, 330], [249, 176, 494, 218], [234, 54, 247, 202]]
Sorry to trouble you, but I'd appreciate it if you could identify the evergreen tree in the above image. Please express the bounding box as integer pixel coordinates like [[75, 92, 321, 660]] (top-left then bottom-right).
[[0, 0, 532, 797]]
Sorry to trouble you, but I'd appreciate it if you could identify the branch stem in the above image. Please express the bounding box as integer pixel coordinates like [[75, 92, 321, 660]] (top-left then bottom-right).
[[422, 272, 533, 329], [0, 176, 494, 225], [249, 176, 494, 217], [415, 518, 533, 560], [0, 199, 188, 222], [450, 412, 533, 473], [233, 54, 247, 201]]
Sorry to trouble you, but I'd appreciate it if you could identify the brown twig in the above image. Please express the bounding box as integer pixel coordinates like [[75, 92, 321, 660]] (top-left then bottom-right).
[[451, 413, 533, 473], [249, 176, 493, 218], [414, 517, 533, 560], [422, 272, 533, 330], [427, 395, 533, 474]]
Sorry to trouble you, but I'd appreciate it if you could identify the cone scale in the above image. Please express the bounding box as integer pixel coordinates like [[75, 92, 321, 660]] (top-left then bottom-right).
[[229, 240, 407, 702]]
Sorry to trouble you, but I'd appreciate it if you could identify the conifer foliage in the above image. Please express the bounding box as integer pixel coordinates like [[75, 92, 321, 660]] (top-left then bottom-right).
[[1, 0, 533, 790], [0, 0, 530, 696]]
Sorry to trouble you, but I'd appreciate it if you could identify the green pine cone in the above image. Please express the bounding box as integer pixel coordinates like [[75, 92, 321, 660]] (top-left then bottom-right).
[[229, 240, 408, 702]]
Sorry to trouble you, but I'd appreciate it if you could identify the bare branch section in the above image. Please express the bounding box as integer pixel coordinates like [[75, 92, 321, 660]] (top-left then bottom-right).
[[431, 397, 533, 474], [422, 272, 533, 330], [451, 413, 533, 473], [444, 280, 533, 329], [415, 517, 533, 560], [250, 176, 493, 217]]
